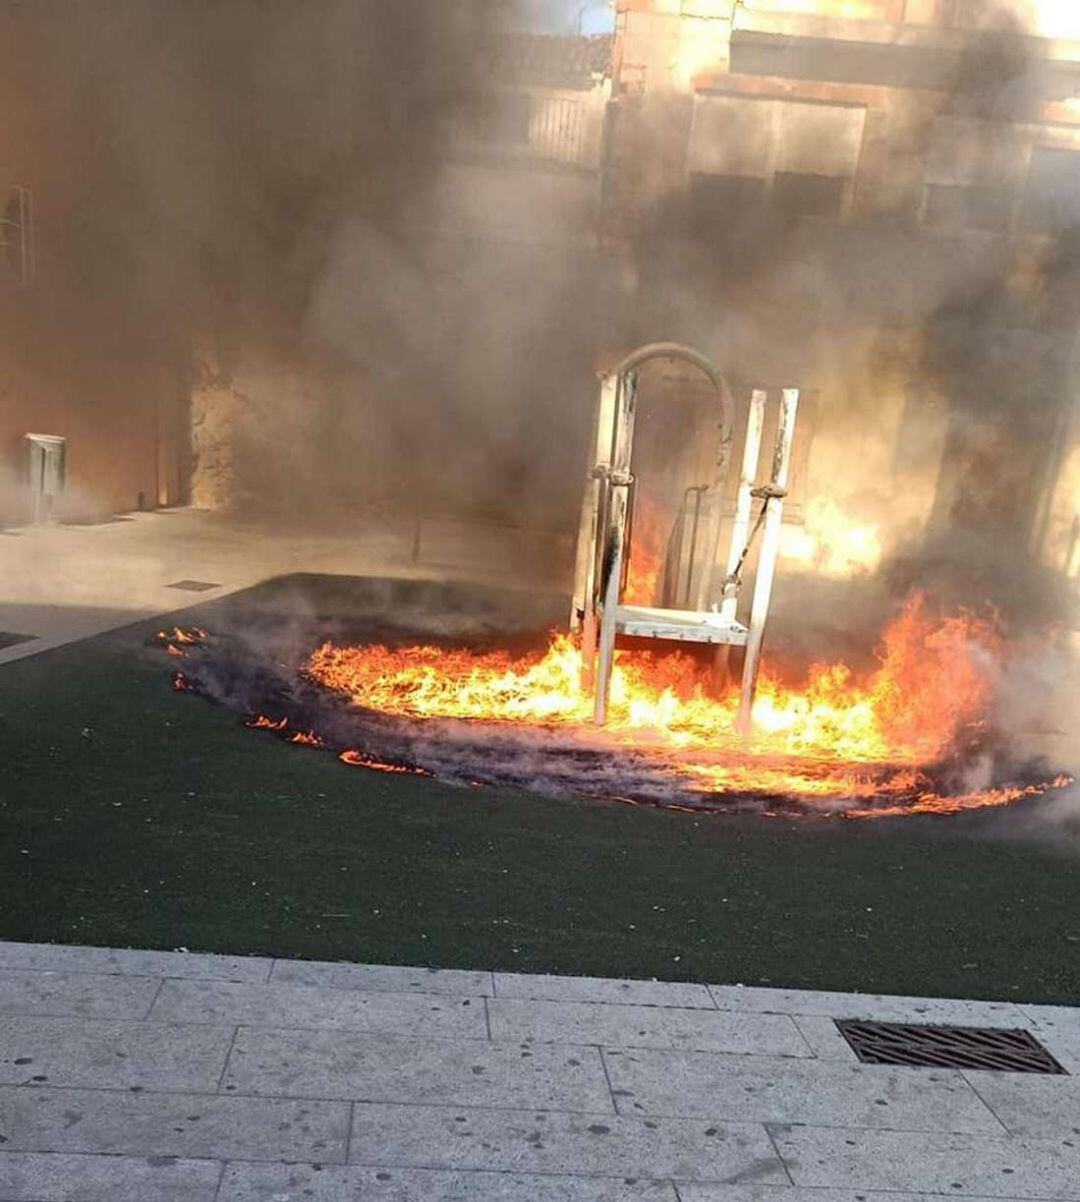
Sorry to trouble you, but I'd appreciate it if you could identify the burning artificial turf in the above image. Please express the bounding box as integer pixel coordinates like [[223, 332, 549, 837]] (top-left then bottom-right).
[[1, 575, 1079, 1003], [164, 594, 1072, 819]]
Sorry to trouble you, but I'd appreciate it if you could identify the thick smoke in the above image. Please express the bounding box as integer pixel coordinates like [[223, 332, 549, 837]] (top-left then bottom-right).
[[4, 1, 1076, 812], [603, 3, 1079, 637], [2, 0, 599, 528], [8, 0, 1075, 616]]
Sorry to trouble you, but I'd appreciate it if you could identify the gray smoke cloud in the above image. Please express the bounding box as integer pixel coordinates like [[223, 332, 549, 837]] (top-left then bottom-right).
[[9, 0, 1074, 620], [4, 1, 1076, 680], [2, 0, 600, 529], [602, 5, 1079, 637]]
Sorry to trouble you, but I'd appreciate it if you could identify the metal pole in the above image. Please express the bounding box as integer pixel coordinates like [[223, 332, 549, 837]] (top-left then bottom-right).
[[571, 373, 619, 634], [594, 372, 637, 725], [721, 389, 767, 625], [684, 485, 705, 606], [737, 389, 799, 737], [593, 510, 624, 725], [580, 606, 599, 693], [715, 388, 766, 690]]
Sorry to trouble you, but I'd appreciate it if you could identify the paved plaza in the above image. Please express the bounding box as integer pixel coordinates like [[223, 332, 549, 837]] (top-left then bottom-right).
[[0, 508, 568, 667], [0, 941, 1078, 1200]]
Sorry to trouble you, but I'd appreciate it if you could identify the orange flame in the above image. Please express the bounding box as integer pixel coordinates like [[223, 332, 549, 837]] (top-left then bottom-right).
[[247, 715, 289, 732], [623, 501, 668, 606], [339, 749, 430, 776], [780, 496, 883, 578], [843, 775, 1075, 821], [157, 627, 207, 646], [288, 730, 325, 747], [302, 595, 1070, 814], [306, 596, 986, 762]]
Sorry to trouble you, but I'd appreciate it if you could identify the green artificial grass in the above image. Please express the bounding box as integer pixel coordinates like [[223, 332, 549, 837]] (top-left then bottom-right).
[[1, 575, 1078, 1003]]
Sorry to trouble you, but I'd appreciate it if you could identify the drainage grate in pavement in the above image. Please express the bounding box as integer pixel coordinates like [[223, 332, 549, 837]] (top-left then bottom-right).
[[0, 632, 37, 650], [836, 1019, 1067, 1074], [165, 580, 220, 592]]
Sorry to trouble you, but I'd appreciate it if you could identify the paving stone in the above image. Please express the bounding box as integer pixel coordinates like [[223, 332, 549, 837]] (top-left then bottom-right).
[[1019, 1006, 1080, 1073], [223, 1029, 613, 1111], [1026, 1032, 1080, 1075], [0, 940, 271, 983], [678, 1189, 1023, 1202], [349, 1102, 786, 1182], [494, 973, 715, 1009], [707, 985, 1028, 1028], [603, 1046, 1001, 1132], [771, 1125, 1080, 1196], [0, 969, 160, 1020], [488, 998, 808, 1057], [0, 1150, 220, 1202], [0, 1085, 350, 1163], [219, 1162, 678, 1201], [1019, 1005, 1080, 1026], [791, 1016, 860, 1061], [270, 960, 494, 997], [963, 1069, 1080, 1138], [0, 1017, 234, 1092], [417, 521, 568, 578], [150, 978, 487, 1039]]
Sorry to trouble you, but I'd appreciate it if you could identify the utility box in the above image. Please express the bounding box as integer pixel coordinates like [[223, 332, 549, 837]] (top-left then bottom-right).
[[25, 434, 66, 525]]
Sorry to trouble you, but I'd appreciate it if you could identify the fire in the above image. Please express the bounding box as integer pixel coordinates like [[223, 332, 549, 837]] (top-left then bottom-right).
[[305, 595, 979, 762], [288, 730, 325, 747], [780, 496, 882, 578], [157, 626, 207, 645], [844, 775, 1075, 821], [302, 595, 1070, 815], [247, 715, 289, 732], [156, 626, 209, 659], [339, 749, 430, 776], [624, 500, 669, 605]]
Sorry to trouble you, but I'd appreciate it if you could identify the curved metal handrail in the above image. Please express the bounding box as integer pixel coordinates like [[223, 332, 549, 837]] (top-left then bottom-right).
[[610, 342, 734, 446]]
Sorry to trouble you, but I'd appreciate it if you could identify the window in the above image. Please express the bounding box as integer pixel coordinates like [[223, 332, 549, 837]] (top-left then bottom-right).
[[688, 94, 864, 226], [922, 116, 1025, 235], [924, 183, 1013, 233], [1022, 146, 1080, 234], [530, 96, 586, 164], [0, 186, 34, 285], [482, 92, 588, 166], [689, 173, 766, 231], [772, 172, 845, 221]]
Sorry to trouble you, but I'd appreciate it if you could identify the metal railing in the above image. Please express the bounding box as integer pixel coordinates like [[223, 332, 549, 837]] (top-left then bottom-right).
[[528, 95, 587, 165]]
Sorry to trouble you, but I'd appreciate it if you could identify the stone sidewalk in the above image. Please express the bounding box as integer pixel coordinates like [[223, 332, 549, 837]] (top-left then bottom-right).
[[0, 941, 1078, 1200], [0, 507, 570, 667]]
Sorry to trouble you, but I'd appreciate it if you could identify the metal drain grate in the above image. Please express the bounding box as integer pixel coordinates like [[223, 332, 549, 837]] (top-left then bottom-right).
[[836, 1019, 1067, 1074], [166, 580, 220, 592], [0, 632, 37, 650]]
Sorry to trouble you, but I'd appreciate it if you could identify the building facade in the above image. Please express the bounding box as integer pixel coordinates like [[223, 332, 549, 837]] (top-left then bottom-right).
[[0, 4, 190, 529], [597, 0, 1080, 598]]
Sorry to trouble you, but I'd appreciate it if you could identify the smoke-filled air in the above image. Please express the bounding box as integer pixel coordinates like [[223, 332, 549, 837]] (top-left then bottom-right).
[[3, 0, 1079, 828]]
